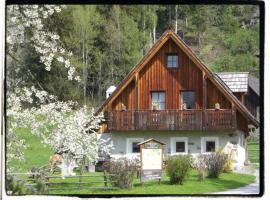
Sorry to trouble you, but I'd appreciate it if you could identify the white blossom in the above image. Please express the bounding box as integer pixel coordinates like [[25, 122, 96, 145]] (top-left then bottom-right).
[[6, 5, 80, 81], [6, 87, 109, 172]]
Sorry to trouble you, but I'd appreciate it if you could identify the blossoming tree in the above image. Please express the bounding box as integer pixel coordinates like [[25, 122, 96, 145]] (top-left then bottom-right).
[[6, 5, 112, 174]]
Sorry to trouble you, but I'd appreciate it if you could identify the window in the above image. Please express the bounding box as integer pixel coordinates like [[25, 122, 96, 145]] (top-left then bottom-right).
[[167, 54, 178, 68], [132, 142, 140, 153], [170, 137, 188, 154], [181, 91, 195, 109], [206, 141, 215, 152], [201, 137, 219, 153], [151, 92, 165, 110], [126, 138, 143, 154], [176, 142, 185, 153]]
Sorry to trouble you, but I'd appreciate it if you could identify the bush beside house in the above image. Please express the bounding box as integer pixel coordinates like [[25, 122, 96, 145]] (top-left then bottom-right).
[[166, 155, 193, 185], [106, 157, 139, 189]]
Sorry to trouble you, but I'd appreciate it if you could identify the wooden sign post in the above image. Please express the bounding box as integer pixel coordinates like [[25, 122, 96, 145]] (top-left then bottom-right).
[[138, 139, 165, 185]]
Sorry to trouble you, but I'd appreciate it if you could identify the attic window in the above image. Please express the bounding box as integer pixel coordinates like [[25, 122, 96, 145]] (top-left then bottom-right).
[[167, 54, 178, 68]]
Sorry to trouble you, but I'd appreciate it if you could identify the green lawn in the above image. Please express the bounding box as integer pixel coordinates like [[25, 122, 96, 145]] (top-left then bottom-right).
[[47, 171, 255, 195], [247, 142, 259, 164], [9, 128, 54, 172]]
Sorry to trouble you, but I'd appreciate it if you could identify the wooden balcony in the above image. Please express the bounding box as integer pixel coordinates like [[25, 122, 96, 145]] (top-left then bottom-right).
[[108, 109, 236, 131]]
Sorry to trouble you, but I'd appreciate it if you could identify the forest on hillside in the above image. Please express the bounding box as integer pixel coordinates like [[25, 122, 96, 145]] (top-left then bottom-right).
[[6, 5, 260, 107]]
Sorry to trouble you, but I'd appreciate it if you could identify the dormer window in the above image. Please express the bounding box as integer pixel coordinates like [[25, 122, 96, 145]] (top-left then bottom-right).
[[167, 54, 179, 68]]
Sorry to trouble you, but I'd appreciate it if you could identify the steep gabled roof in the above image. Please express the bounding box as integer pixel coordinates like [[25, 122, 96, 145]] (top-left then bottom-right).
[[96, 29, 259, 127]]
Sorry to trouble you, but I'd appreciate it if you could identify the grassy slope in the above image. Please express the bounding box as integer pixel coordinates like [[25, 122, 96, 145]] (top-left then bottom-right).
[[9, 128, 54, 172]]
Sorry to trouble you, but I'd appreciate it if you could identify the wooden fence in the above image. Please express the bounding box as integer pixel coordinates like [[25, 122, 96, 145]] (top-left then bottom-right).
[[7, 171, 117, 193]]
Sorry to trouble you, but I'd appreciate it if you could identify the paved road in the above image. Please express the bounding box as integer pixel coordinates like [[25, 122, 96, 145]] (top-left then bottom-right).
[[212, 169, 260, 194]]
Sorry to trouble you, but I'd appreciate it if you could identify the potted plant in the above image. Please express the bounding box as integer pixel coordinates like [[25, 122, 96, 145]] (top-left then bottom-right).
[[215, 102, 220, 110], [121, 103, 126, 112], [152, 102, 159, 111]]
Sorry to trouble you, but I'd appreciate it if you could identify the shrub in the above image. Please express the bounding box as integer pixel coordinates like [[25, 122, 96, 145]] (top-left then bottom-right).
[[166, 155, 193, 185], [204, 150, 228, 178], [6, 173, 47, 195], [106, 157, 139, 189], [193, 154, 207, 181]]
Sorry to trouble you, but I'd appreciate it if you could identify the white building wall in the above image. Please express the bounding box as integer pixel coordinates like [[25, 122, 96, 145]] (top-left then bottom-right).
[[99, 131, 244, 157]]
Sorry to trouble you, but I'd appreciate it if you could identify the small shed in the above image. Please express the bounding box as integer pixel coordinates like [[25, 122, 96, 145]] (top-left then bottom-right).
[[216, 72, 249, 93], [137, 139, 166, 184]]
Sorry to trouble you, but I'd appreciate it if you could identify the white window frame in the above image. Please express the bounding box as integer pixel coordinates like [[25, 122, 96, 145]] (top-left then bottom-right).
[[201, 137, 219, 153], [126, 138, 144, 154], [170, 137, 188, 155]]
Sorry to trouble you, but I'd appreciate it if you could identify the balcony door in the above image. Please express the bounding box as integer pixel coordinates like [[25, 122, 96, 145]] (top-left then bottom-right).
[[151, 92, 165, 110], [180, 91, 195, 110]]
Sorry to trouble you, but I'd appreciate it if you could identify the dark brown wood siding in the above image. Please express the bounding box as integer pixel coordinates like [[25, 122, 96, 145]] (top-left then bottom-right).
[[236, 111, 248, 135], [244, 87, 259, 118], [112, 39, 233, 111], [138, 39, 203, 110], [112, 80, 135, 110], [206, 79, 231, 109]]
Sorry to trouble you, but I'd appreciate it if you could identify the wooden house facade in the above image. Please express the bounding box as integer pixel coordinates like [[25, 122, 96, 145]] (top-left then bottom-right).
[[96, 30, 259, 165]]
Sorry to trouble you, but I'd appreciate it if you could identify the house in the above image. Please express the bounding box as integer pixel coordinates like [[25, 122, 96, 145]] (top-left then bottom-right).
[[216, 72, 260, 136], [95, 29, 259, 167]]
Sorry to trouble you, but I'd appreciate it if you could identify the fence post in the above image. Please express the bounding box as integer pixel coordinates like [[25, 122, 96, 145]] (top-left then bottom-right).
[[104, 170, 108, 188]]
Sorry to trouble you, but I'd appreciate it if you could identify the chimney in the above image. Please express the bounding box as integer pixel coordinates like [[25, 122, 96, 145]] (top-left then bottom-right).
[[106, 86, 116, 99]]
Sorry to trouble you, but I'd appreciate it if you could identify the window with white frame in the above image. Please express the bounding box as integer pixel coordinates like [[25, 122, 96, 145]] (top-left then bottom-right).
[[201, 137, 219, 153], [126, 138, 144, 154], [170, 137, 188, 154]]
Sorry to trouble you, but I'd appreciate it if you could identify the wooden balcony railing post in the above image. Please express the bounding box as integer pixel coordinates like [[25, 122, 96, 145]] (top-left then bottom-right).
[[231, 104, 237, 129]]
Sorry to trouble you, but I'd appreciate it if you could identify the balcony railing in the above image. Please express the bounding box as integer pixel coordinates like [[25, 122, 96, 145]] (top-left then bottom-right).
[[108, 109, 236, 131]]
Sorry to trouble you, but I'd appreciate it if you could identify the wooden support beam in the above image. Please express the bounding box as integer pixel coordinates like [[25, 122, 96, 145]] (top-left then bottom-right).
[[135, 73, 139, 110], [134, 73, 139, 130], [202, 71, 207, 130]]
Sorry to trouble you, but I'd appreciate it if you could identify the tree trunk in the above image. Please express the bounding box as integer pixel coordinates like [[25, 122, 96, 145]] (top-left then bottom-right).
[[175, 5, 178, 33], [153, 26, 156, 43], [82, 31, 86, 106], [142, 8, 146, 55], [98, 58, 102, 103], [149, 32, 153, 48], [84, 46, 88, 105], [197, 32, 201, 54]]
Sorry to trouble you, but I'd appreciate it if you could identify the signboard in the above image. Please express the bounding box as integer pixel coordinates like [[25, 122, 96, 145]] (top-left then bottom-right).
[[142, 148, 162, 170], [138, 139, 165, 184], [141, 170, 162, 181]]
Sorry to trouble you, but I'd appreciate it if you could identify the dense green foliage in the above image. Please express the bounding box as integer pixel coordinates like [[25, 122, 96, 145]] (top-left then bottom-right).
[[166, 155, 193, 184], [7, 5, 259, 106]]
